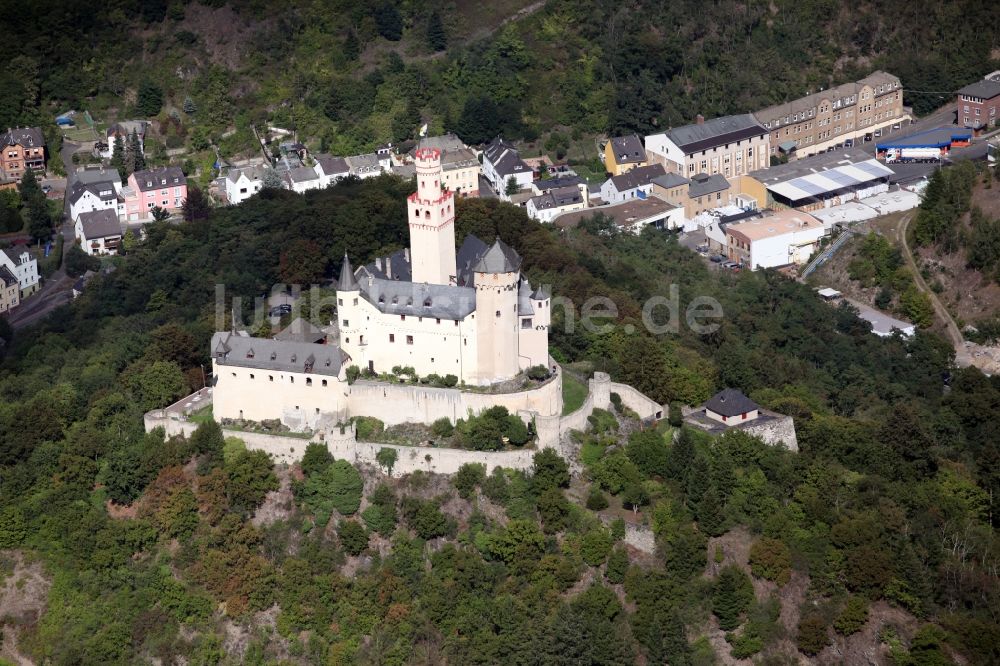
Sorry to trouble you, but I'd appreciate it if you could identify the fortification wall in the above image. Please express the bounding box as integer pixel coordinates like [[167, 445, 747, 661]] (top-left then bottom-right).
[[344, 370, 562, 426], [744, 414, 799, 451], [609, 382, 663, 420]]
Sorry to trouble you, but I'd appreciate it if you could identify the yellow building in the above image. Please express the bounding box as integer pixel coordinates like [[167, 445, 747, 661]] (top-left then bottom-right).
[[0, 266, 20, 313], [603, 135, 647, 176]]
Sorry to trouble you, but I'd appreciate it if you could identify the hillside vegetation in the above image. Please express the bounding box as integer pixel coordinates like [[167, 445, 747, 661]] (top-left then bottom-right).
[[1, 0, 998, 164], [0, 177, 997, 663]]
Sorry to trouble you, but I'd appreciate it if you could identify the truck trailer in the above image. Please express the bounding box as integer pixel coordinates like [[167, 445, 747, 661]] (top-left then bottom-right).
[[884, 147, 942, 163]]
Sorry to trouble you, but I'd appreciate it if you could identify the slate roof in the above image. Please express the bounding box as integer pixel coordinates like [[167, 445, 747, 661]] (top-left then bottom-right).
[[957, 78, 1000, 100], [226, 165, 268, 183], [68, 180, 117, 206], [360, 279, 477, 320], [133, 166, 185, 192], [455, 235, 489, 286], [517, 279, 535, 316], [651, 173, 691, 189], [535, 175, 585, 192], [484, 139, 531, 178], [287, 166, 319, 183], [338, 254, 358, 291], [75, 167, 121, 187], [1, 246, 31, 264], [315, 155, 349, 175], [415, 134, 467, 154], [346, 153, 381, 173], [440, 147, 479, 171], [1, 127, 44, 149], [529, 185, 584, 212], [473, 238, 521, 273], [608, 164, 666, 192], [78, 209, 122, 239], [273, 317, 326, 344], [211, 331, 344, 376], [107, 120, 148, 138], [608, 135, 646, 164], [666, 114, 766, 154], [688, 173, 730, 198], [0, 265, 16, 288], [704, 388, 760, 417]]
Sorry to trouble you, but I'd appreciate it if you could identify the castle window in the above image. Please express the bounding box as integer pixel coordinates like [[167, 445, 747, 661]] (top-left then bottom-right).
[[424, 298, 432, 307], [436, 318, 441, 324], [342, 319, 349, 327], [345, 338, 349, 343], [495, 310, 501, 317], [322, 380, 328, 387], [353, 298, 358, 306], [306, 378, 312, 386], [269, 375, 273, 381], [400, 315, 405, 321], [389, 334, 395, 342], [231, 372, 236, 377], [316, 408, 320, 414], [379, 296, 385, 303], [454, 320, 458, 326], [290, 377, 294, 383], [338, 298, 343, 306], [431, 357, 434, 362], [250, 374, 255, 379], [521, 318, 532, 329], [425, 211, 430, 219], [414, 209, 419, 217], [406, 335, 413, 345]]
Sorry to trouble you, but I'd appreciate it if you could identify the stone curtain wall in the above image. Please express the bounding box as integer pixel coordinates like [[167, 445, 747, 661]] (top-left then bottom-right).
[[144, 370, 666, 474]]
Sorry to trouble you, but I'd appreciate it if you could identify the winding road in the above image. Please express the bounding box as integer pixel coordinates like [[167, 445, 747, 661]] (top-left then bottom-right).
[[895, 212, 972, 367]]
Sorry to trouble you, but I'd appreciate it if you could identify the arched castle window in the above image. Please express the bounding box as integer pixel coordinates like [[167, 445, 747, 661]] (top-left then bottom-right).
[[425, 210, 430, 219], [306, 378, 312, 386], [414, 209, 419, 217]]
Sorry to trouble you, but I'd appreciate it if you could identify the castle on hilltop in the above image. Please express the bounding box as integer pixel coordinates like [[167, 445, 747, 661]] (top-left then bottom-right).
[[209, 148, 553, 431], [338, 147, 550, 385]]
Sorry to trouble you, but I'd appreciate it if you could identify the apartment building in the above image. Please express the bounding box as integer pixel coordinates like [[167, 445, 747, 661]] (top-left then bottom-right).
[[0, 127, 46, 180], [754, 71, 906, 159], [121, 166, 187, 222], [957, 74, 1000, 132], [645, 114, 770, 181]]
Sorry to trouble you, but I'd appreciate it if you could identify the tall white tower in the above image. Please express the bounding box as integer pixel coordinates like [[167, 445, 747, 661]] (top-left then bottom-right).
[[408, 148, 457, 285], [474, 239, 521, 384]]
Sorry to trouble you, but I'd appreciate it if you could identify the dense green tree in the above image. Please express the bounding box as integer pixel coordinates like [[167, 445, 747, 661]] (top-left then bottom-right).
[[713, 565, 754, 631], [426, 11, 447, 52], [373, 3, 403, 40], [834, 596, 869, 635], [338, 519, 368, 556], [181, 186, 211, 222], [605, 546, 629, 584], [453, 463, 486, 499], [301, 442, 333, 477], [226, 450, 278, 514], [536, 486, 571, 533], [626, 429, 669, 477], [532, 448, 570, 491], [299, 459, 364, 520], [797, 614, 830, 655], [375, 447, 398, 476], [136, 81, 164, 117]]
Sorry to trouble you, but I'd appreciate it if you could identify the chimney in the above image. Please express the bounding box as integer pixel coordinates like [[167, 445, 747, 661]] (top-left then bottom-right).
[[696, 114, 705, 125]]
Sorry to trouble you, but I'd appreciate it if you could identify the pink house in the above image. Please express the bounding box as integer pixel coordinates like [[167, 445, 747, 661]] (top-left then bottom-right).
[[122, 166, 187, 222]]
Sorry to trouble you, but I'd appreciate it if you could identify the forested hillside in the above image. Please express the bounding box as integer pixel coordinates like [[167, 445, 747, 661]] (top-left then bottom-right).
[[0, 177, 998, 663], [1, 0, 998, 160]]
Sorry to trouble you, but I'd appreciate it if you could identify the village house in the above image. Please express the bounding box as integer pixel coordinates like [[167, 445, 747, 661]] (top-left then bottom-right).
[[526, 184, 589, 223], [415, 135, 481, 198], [683, 388, 798, 449], [315, 155, 350, 187], [286, 166, 323, 194], [0, 127, 46, 180], [725, 209, 825, 270], [121, 166, 187, 222], [754, 71, 907, 159], [225, 165, 268, 205], [482, 138, 533, 199], [645, 114, 770, 181], [532, 175, 586, 196], [75, 209, 123, 256], [599, 164, 665, 204], [553, 197, 684, 233], [68, 179, 119, 221], [603, 134, 647, 176], [0, 266, 19, 313], [956, 74, 1000, 133], [0, 246, 40, 297], [100, 121, 149, 159], [346, 153, 385, 180]]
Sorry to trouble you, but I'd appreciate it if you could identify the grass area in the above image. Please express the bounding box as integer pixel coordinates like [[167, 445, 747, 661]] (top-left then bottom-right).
[[188, 405, 214, 424], [580, 440, 605, 466], [562, 373, 588, 415]]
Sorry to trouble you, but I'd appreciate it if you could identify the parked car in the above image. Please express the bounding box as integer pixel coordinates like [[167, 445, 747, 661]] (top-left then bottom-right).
[[268, 304, 292, 317], [696, 244, 709, 254], [710, 255, 724, 263], [41, 185, 52, 193], [721, 261, 737, 269]]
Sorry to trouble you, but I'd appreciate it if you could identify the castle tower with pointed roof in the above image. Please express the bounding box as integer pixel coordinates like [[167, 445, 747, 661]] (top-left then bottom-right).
[[473, 238, 521, 383]]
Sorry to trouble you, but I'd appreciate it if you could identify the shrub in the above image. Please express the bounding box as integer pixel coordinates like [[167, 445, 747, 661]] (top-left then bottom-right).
[[668, 402, 683, 427], [453, 463, 486, 499], [749, 537, 792, 586], [375, 447, 398, 475], [586, 486, 609, 511], [353, 416, 384, 440], [796, 614, 830, 655], [301, 442, 333, 476], [401, 498, 452, 540], [482, 468, 510, 504], [834, 596, 869, 635], [581, 528, 613, 566], [526, 365, 549, 381], [605, 547, 629, 584], [609, 392, 623, 412], [225, 450, 279, 515], [338, 520, 368, 556], [299, 459, 364, 518], [345, 365, 360, 384], [431, 417, 454, 438], [442, 374, 458, 387]]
